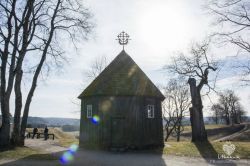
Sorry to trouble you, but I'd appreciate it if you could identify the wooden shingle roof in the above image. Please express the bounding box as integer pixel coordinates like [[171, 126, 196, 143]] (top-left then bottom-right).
[[78, 50, 165, 100]]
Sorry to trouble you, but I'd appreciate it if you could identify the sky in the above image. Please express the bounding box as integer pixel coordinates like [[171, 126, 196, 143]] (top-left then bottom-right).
[[10, 0, 250, 119]]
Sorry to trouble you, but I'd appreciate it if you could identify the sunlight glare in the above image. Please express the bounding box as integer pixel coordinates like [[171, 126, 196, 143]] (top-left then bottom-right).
[[138, 2, 193, 52]]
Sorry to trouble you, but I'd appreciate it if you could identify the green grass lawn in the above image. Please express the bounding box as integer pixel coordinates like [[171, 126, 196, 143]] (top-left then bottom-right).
[[164, 141, 250, 159]]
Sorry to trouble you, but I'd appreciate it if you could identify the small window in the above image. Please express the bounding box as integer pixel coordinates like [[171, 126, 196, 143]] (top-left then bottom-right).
[[86, 105, 92, 118], [147, 105, 154, 118]]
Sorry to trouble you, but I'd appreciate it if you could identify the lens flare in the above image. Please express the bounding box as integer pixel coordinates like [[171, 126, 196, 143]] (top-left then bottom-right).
[[68, 144, 78, 154], [60, 144, 79, 164], [91, 115, 100, 124]]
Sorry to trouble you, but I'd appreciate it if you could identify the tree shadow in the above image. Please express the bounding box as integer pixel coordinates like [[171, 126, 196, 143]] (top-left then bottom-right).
[[181, 124, 245, 141], [194, 141, 237, 166], [1, 148, 167, 166]]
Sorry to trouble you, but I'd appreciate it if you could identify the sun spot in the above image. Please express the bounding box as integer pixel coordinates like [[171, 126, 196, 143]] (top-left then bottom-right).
[[100, 100, 112, 112], [128, 65, 137, 77]]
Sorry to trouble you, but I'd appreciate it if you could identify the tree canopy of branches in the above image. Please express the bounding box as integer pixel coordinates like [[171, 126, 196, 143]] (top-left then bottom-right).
[[207, 0, 250, 83], [163, 77, 191, 142], [0, 0, 93, 147], [211, 89, 246, 125], [165, 41, 218, 142], [83, 55, 108, 81]]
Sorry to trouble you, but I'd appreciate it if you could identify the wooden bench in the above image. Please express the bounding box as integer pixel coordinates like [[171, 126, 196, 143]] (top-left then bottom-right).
[[26, 132, 55, 140]]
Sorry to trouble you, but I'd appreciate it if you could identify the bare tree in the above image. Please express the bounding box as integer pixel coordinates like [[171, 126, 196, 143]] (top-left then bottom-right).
[[212, 89, 246, 125], [83, 55, 108, 81], [210, 103, 223, 124], [165, 41, 218, 142], [218, 92, 231, 125], [0, 0, 93, 147], [163, 78, 191, 142], [162, 98, 177, 141], [207, 0, 250, 83], [236, 104, 246, 123]]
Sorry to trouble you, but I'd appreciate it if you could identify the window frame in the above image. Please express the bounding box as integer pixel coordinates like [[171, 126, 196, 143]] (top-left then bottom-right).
[[147, 105, 155, 118], [86, 104, 93, 118]]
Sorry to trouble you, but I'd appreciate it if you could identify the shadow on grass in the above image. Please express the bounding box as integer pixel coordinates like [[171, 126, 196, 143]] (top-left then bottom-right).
[[181, 124, 245, 140], [194, 141, 237, 166], [1, 147, 167, 166], [1, 151, 63, 166]]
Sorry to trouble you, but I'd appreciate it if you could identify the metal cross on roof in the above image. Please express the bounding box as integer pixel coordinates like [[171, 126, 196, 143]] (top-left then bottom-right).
[[116, 31, 130, 50]]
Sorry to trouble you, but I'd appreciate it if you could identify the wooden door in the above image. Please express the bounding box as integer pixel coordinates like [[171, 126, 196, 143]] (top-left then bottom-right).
[[111, 117, 125, 147]]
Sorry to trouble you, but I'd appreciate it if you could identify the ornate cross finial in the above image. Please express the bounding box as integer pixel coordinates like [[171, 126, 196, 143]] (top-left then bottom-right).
[[116, 31, 130, 50]]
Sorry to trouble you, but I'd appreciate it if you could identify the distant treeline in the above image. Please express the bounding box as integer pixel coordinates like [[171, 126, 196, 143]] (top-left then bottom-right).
[[61, 125, 80, 132]]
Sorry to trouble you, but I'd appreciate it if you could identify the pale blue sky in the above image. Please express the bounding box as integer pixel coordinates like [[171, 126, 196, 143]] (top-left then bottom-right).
[[10, 0, 250, 118]]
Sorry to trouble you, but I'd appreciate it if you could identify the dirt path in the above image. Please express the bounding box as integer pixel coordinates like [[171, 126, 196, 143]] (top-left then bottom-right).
[[24, 138, 67, 153], [214, 123, 250, 142]]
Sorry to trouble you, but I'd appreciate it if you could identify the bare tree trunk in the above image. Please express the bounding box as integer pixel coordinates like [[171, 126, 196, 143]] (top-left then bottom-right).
[[0, 57, 11, 147], [164, 123, 177, 142], [176, 124, 181, 142], [215, 111, 218, 124], [230, 113, 234, 126], [0, 106, 10, 147], [11, 70, 23, 146], [176, 116, 183, 142], [188, 78, 207, 142], [225, 113, 230, 125], [0, 0, 17, 147], [165, 131, 172, 142], [239, 113, 242, 123]]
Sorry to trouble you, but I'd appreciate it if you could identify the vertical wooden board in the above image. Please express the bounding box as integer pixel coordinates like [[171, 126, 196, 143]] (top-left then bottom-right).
[[99, 96, 114, 148], [158, 100, 164, 145], [111, 117, 125, 147], [141, 97, 146, 145], [135, 97, 143, 147], [79, 99, 84, 145]]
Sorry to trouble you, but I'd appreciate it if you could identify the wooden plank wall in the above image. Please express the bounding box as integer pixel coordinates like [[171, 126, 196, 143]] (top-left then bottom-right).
[[79, 96, 163, 149]]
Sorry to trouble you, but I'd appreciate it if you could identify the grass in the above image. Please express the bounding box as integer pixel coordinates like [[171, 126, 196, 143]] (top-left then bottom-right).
[[167, 124, 245, 142], [0, 147, 61, 160], [0, 147, 40, 160], [164, 141, 250, 159], [183, 124, 228, 132]]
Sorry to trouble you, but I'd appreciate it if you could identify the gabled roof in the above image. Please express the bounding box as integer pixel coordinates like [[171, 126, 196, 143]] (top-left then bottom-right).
[[78, 50, 165, 100]]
